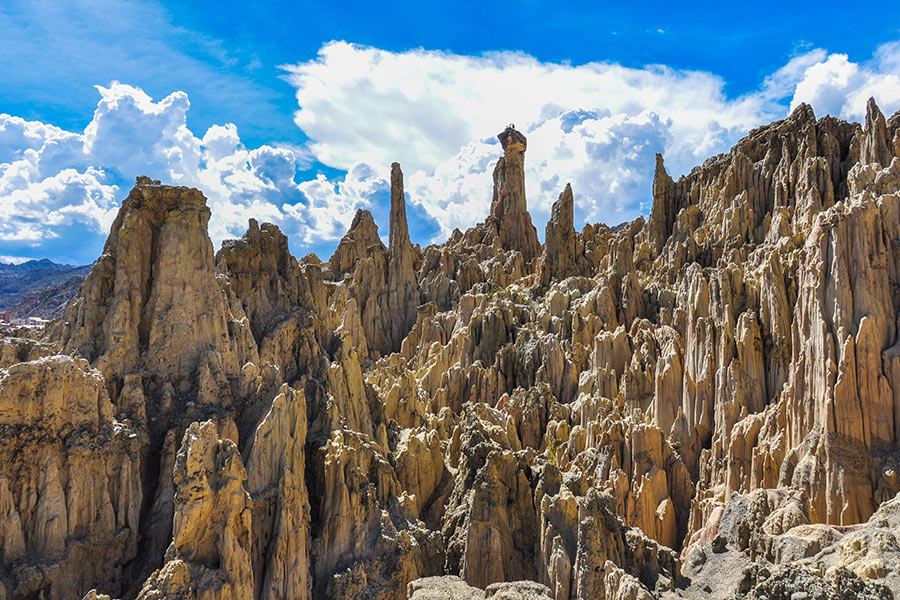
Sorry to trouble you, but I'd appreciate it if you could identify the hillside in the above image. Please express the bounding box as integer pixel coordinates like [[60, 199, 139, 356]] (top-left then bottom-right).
[[0, 259, 90, 316], [6, 275, 87, 320], [1, 102, 900, 600]]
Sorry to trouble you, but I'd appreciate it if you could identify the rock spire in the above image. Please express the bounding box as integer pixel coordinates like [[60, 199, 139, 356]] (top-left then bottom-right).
[[489, 125, 541, 265], [387, 162, 420, 352], [537, 182, 577, 287]]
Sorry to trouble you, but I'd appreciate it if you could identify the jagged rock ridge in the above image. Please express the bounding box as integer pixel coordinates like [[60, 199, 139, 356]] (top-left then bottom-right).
[[0, 109, 898, 600]]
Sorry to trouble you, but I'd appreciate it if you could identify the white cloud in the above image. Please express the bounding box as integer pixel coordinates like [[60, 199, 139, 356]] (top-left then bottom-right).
[[0, 83, 322, 251], [0, 255, 30, 264], [0, 165, 118, 243], [282, 42, 775, 177], [790, 42, 900, 119], [0, 113, 119, 245], [0, 115, 75, 165], [84, 84, 201, 183], [281, 41, 900, 243], [0, 83, 392, 257], [3, 39, 900, 263]]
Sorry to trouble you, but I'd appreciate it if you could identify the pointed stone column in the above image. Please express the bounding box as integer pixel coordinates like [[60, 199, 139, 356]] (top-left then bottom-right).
[[490, 125, 540, 265], [860, 97, 893, 168], [387, 162, 419, 352], [647, 153, 678, 254], [537, 183, 576, 288], [389, 162, 411, 254]]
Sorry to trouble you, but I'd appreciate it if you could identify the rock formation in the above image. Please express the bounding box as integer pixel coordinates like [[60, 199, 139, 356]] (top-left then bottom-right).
[[53, 177, 246, 394], [0, 355, 142, 600], [327, 163, 422, 359], [537, 183, 578, 288], [490, 125, 541, 265], [388, 163, 420, 352], [2, 100, 900, 600]]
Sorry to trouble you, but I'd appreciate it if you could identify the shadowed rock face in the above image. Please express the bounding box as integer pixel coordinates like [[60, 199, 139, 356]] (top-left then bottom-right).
[[2, 100, 900, 600]]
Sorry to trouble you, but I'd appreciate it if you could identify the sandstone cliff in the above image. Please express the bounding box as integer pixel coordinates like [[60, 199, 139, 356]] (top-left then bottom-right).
[[1, 109, 899, 600]]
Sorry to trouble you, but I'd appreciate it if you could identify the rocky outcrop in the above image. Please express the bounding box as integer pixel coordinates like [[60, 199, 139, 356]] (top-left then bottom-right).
[[244, 385, 311, 600], [647, 154, 677, 254], [388, 163, 420, 352], [489, 126, 541, 265], [4, 100, 900, 600], [408, 576, 553, 600], [675, 486, 900, 598], [537, 184, 578, 288], [136, 420, 252, 600], [53, 177, 246, 396], [442, 403, 538, 588], [326, 164, 422, 359], [0, 356, 142, 600]]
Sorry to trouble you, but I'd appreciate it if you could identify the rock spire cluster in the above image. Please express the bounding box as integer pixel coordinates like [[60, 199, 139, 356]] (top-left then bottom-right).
[[2, 101, 900, 600]]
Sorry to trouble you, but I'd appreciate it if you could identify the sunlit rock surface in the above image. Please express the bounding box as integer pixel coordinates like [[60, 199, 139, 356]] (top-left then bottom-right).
[[1, 109, 900, 599]]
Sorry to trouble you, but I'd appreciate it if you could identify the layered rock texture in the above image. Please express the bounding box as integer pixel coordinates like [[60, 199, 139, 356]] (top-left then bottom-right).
[[2, 110, 900, 600]]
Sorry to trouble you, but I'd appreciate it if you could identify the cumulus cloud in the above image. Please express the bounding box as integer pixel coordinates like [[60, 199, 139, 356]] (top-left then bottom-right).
[[276, 43, 784, 240], [3, 39, 900, 264], [84, 84, 201, 183], [790, 42, 900, 120], [0, 113, 118, 245], [280, 40, 900, 243], [0, 83, 356, 260], [282, 42, 773, 177]]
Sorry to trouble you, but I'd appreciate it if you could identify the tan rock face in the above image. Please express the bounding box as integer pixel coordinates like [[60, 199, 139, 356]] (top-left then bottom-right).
[[54, 177, 243, 394], [5, 101, 900, 600], [326, 164, 422, 359], [442, 403, 537, 588], [537, 184, 578, 289], [0, 356, 142, 600], [243, 384, 311, 600], [388, 162, 421, 352], [408, 576, 553, 600], [137, 419, 253, 600]]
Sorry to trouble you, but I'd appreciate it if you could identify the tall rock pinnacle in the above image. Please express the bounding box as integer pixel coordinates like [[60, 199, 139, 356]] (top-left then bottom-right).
[[489, 124, 540, 264], [537, 182, 576, 288], [389, 162, 411, 254], [54, 176, 241, 394], [648, 153, 677, 253], [323, 164, 423, 359], [387, 162, 418, 351], [861, 97, 893, 168]]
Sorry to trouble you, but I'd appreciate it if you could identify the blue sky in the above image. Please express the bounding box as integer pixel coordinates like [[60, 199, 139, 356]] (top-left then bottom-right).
[[2, 0, 900, 264]]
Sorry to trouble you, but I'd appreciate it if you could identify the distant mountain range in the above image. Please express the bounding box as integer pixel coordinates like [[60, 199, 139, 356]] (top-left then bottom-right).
[[0, 259, 91, 319]]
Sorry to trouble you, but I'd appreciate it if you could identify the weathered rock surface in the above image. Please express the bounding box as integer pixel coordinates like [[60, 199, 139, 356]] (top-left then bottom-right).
[[53, 177, 246, 395], [489, 126, 541, 266], [136, 419, 253, 600], [2, 105, 900, 600], [408, 576, 553, 600], [0, 356, 142, 600], [537, 183, 579, 289], [671, 486, 900, 598]]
